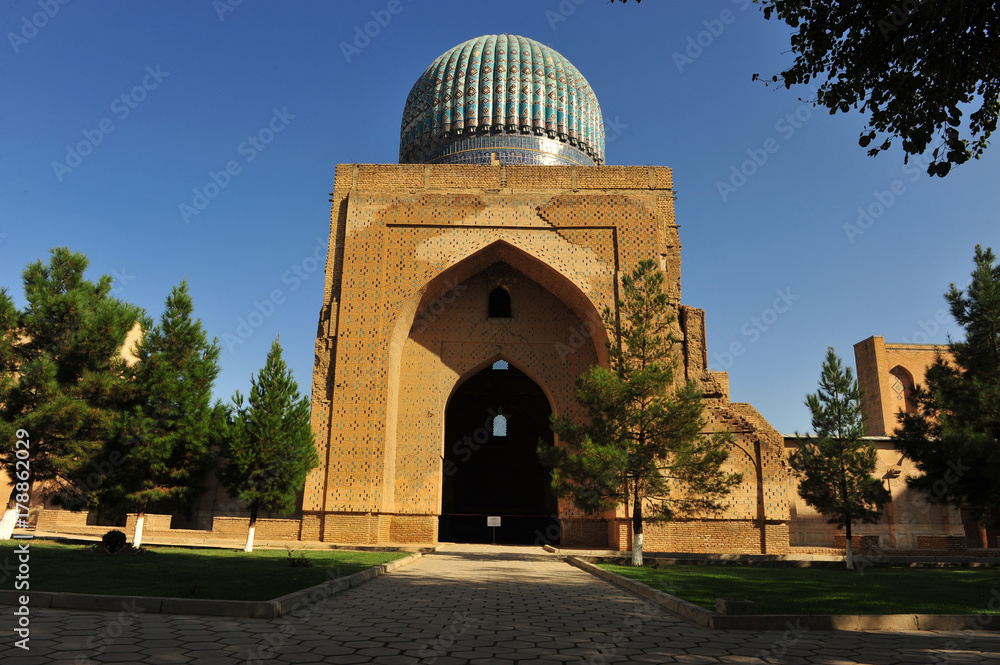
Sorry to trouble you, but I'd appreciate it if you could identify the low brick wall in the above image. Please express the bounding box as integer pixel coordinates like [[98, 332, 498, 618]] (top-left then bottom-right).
[[118, 514, 302, 542], [560, 518, 609, 548], [833, 534, 882, 554], [608, 519, 790, 555], [300, 513, 321, 541], [321, 513, 390, 545], [916, 535, 967, 553], [389, 515, 436, 544], [34, 510, 108, 538], [212, 516, 300, 541], [125, 513, 172, 536], [36, 509, 90, 532]]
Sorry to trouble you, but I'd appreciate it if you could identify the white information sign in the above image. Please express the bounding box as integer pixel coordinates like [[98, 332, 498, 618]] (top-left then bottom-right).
[[486, 516, 501, 527]]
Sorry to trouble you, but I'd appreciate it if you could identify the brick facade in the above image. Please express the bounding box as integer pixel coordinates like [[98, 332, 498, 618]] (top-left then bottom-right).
[[307, 164, 790, 553], [785, 435, 965, 549], [854, 335, 950, 437]]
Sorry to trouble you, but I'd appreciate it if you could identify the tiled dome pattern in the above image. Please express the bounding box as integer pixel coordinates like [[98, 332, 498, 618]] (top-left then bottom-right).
[[399, 34, 605, 166]]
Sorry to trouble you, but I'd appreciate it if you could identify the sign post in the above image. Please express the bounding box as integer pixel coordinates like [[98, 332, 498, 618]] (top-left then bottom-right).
[[486, 516, 501, 544]]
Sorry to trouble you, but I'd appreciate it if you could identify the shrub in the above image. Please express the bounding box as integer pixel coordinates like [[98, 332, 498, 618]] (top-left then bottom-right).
[[286, 547, 312, 567], [102, 529, 128, 554]]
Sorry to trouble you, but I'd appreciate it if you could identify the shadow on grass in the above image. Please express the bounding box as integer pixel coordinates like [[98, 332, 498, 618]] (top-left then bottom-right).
[[0, 540, 407, 601], [599, 563, 1000, 615]]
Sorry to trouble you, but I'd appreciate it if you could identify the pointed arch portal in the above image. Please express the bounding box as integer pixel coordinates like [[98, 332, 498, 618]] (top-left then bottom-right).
[[440, 361, 559, 544]]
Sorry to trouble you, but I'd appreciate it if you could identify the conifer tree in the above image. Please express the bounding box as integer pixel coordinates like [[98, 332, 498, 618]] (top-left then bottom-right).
[[895, 245, 1000, 544], [0, 249, 140, 540], [93, 280, 221, 547], [220, 337, 318, 552], [540, 259, 741, 566], [790, 347, 890, 569]]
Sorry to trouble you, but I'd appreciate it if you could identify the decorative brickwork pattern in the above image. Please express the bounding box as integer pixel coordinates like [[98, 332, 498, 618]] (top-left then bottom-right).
[[854, 335, 951, 437], [308, 164, 792, 551]]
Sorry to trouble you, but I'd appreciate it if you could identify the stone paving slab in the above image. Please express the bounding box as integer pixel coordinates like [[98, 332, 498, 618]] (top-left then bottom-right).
[[1, 543, 999, 664]]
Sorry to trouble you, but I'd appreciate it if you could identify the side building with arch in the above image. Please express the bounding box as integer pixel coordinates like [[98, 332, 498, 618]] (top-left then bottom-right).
[[848, 335, 990, 549], [854, 335, 944, 437], [787, 335, 980, 551]]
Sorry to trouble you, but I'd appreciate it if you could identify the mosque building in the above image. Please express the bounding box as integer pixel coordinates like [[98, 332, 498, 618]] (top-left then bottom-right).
[[303, 34, 792, 551], [18, 34, 971, 554]]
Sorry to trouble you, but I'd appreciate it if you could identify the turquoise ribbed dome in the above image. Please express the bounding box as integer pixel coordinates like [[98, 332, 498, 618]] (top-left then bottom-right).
[[399, 34, 605, 166]]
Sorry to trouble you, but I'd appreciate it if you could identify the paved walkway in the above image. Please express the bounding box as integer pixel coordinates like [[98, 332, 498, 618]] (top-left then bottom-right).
[[2, 543, 999, 664]]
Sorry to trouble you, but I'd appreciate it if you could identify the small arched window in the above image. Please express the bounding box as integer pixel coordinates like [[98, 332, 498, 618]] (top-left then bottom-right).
[[488, 287, 511, 318], [889, 365, 918, 414], [492, 414, 507, 437], [492, 359, 509, 370]]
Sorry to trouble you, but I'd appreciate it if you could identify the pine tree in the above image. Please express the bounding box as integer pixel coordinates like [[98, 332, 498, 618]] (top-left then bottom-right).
[[220, 337, 318, 552], [790, 347, 890, 569], [0, 249, 140, 540], [92, 280, 221, 547], [540, 259, 742, 566], [895, 245, 1000, 544]]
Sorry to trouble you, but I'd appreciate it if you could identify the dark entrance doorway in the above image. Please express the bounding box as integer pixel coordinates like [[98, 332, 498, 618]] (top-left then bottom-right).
[[439, 360, 559, 544]]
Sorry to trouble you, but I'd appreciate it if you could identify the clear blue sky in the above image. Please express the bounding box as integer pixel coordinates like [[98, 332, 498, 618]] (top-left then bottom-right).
[[2, 1, 996, 434]]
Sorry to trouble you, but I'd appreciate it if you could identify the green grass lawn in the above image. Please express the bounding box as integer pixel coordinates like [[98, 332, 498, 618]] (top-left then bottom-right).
[[599, 562, 1000, 615], [0, 540, 408, 601]]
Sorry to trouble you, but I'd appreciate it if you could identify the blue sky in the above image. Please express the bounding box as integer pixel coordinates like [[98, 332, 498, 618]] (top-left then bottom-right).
[[2, 1, 996, 434]]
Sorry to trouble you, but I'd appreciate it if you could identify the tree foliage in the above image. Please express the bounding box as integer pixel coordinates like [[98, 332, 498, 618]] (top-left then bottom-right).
[[0, 248, 140, 508], [89, 281, 222, 519], [790, 347, 890, 569], [895, 245, 1000, 525], [540, 259, 741, 565], [220, 338, 318, 551], [757, 1, 1000, 177]]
